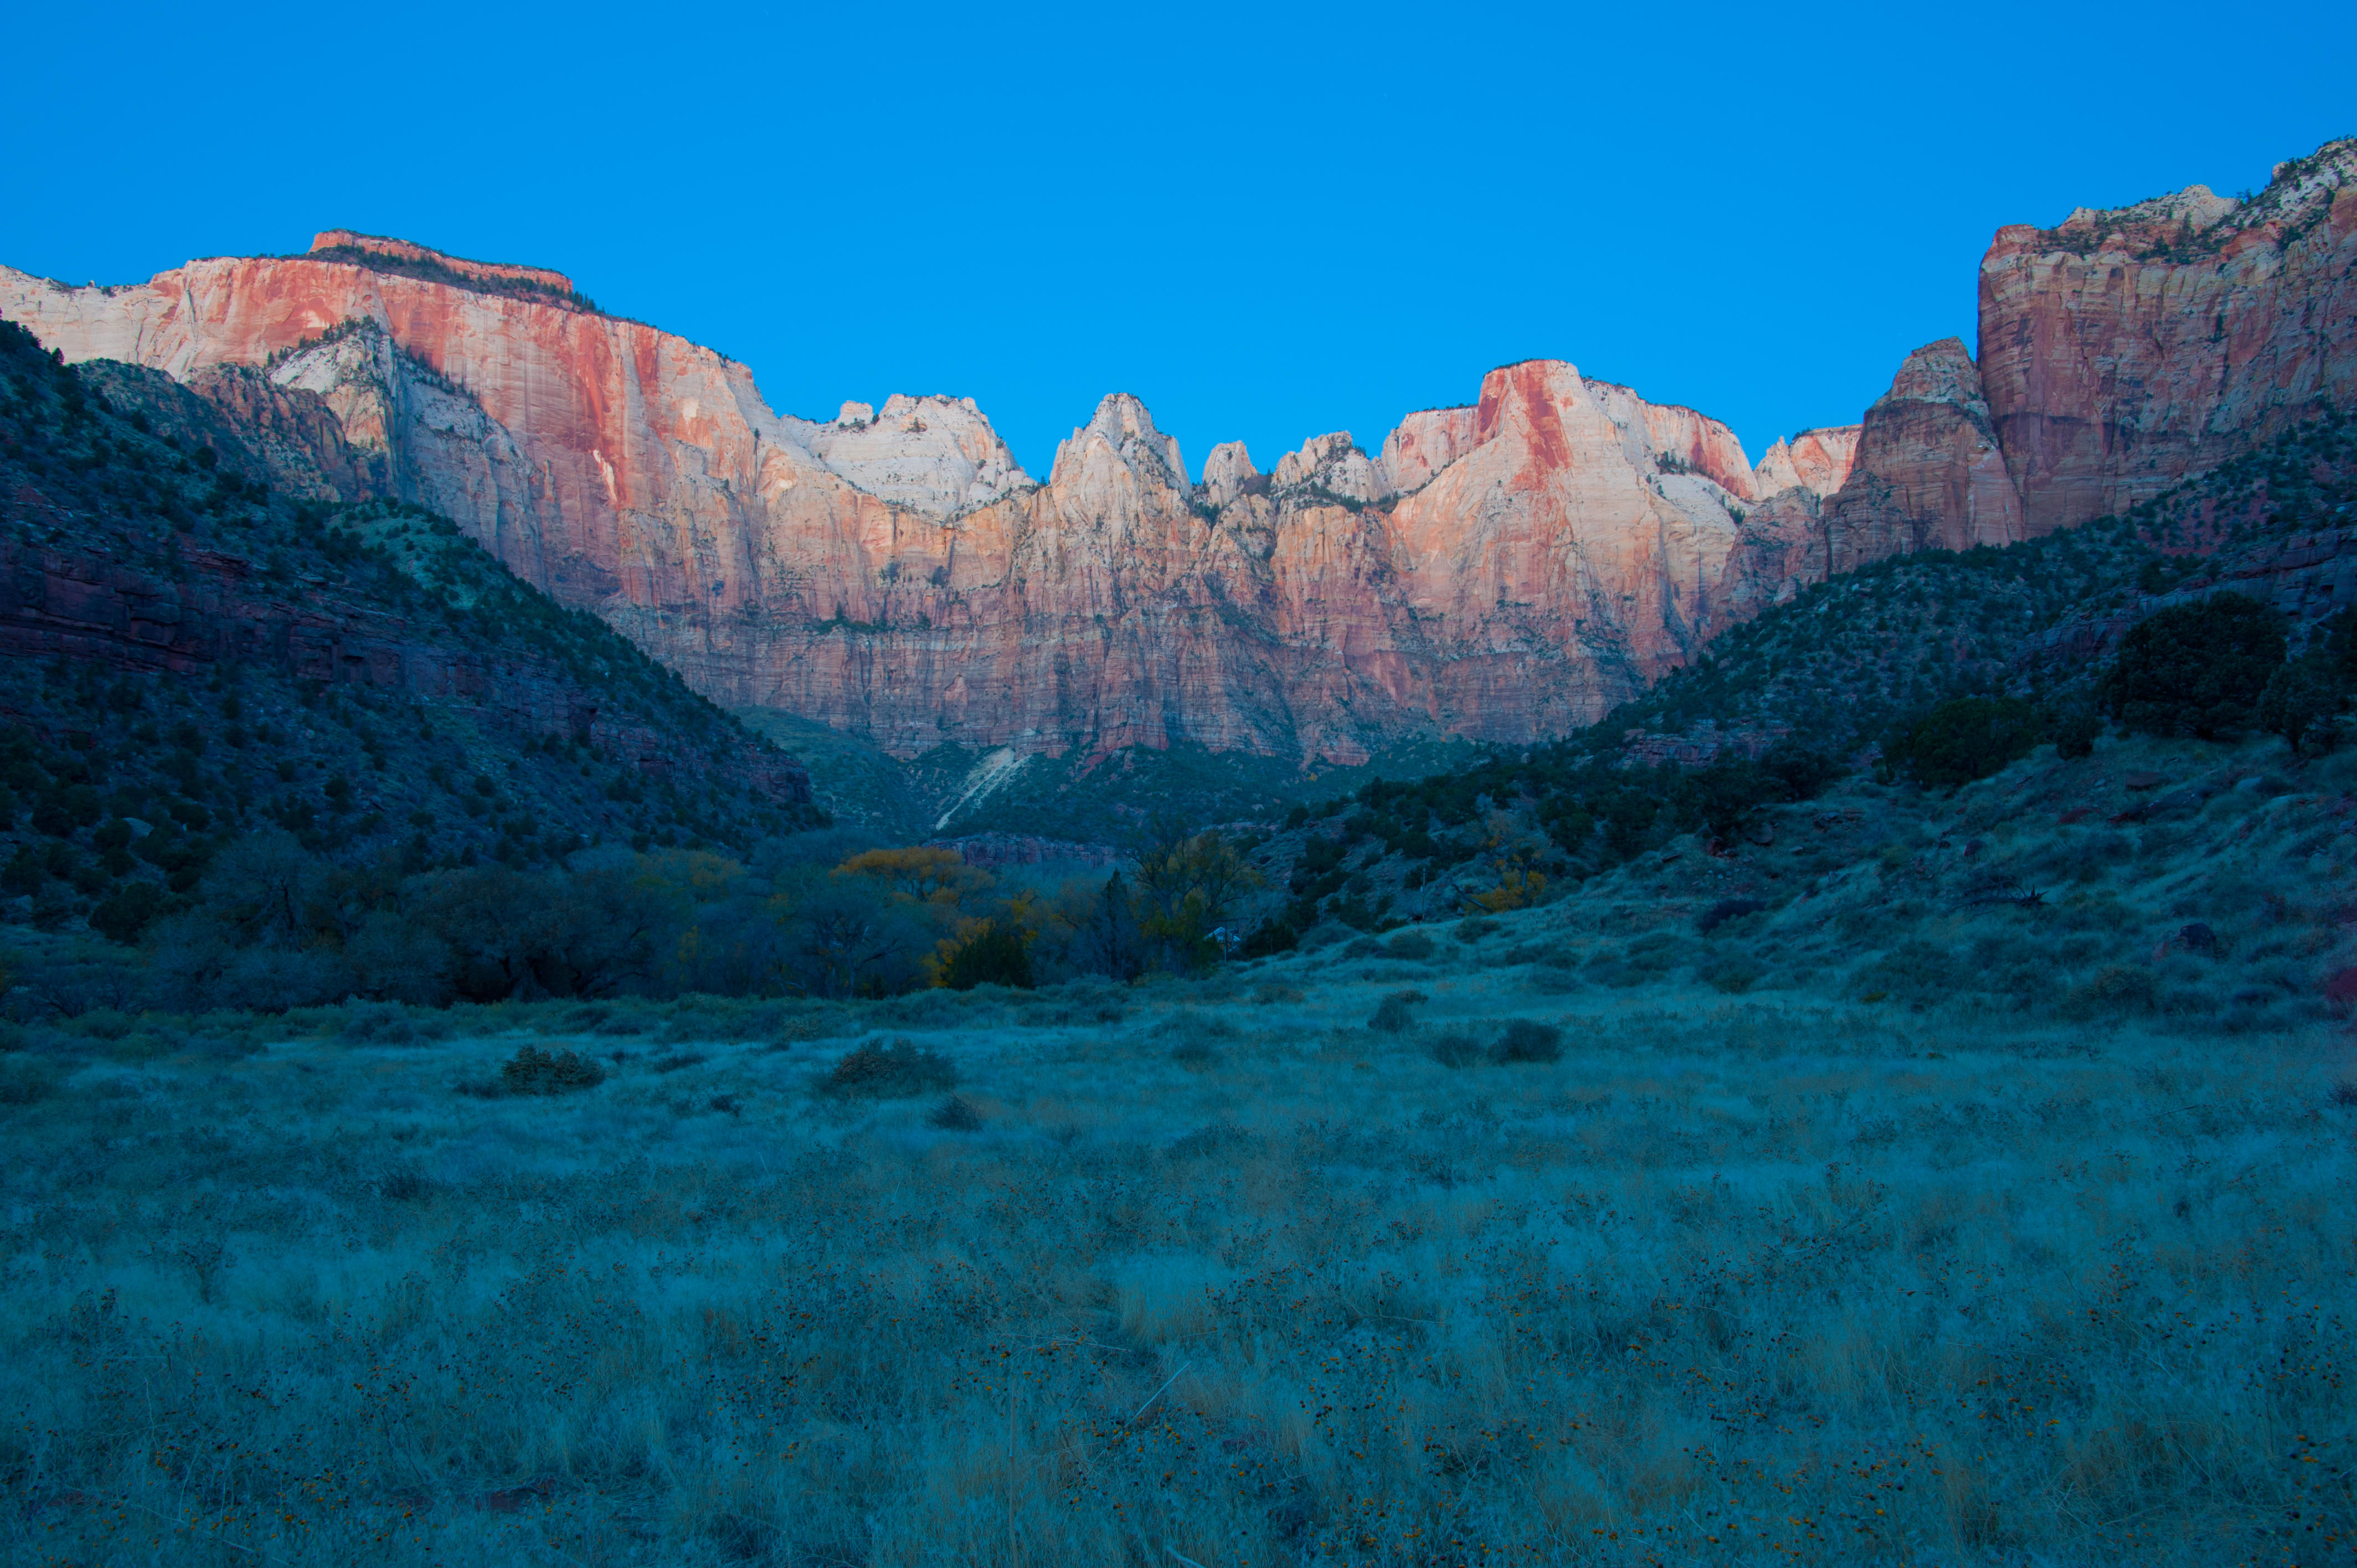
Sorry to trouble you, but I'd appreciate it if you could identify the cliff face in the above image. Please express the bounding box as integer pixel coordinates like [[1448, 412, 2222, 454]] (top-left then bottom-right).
[[1978, 138, 2357, 532], [7, 141, 2349, 767], [0, 235, 1858, 763], [1823, 337, 2024, 572]]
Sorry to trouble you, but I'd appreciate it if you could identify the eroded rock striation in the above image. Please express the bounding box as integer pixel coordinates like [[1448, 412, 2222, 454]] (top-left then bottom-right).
[[1978, 138, 2357, 531], [5, 141, 2351, 766], [1, 233, 1864, 762]]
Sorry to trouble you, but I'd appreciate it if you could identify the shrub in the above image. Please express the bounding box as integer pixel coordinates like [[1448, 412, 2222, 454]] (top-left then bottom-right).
[[1428, 1027, 1485, 1067], [1384, 931, 1436, 960], [1491, 1019, 1563, 1064], [2065, 963, 2160, 1019], [497, 1045, 606, 1095], [2050, 703, 2103, 760], [1239, 918, 1299, 958], [1368, 989, 1427, 1033], [0, 1058, 60, 1106], [1453, 917, 1500, 943], [1697, 896, 1767, 934], [1882, 697, 2043, 790], [941, 921, 1033, 991], [88, 879, 168, 945], [822, 1038, 955, 1098], [2101, 592, 2287, 739], [927, 1094, 983, 1131]]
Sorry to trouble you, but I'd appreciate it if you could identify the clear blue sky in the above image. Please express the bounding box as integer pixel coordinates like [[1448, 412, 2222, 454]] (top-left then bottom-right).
[[4, 2, 2349, 481]]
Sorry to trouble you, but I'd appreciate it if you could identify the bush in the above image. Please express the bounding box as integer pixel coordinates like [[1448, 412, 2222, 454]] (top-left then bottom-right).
[[1368, 989, 1427, 1033], [1882, 697, 2043, 790], [497, 1044, 606, 1095], [88, 880, 168, 945], [927, 1094, 983, 1131], [2101, 592, 2287, 739], [1490, 1019, 1563, 1064], [1383, 931, 1436, 961], [1697, 896, 1767, 934], [1238, 918, 1298, 958], [1428, 1027, 1485, 1067], [941, 921, 1033, 991], [822, 1038, 956, 1098]]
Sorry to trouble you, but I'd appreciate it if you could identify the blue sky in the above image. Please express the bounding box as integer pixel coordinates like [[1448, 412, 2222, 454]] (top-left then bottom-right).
[[4, 2, 2349, 481]]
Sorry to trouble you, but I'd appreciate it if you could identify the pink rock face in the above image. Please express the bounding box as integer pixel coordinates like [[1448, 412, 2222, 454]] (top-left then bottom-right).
[[0, 249, 1891, 765], [1978, 138, 2357, 531], [1823, 337, 2025, 570]]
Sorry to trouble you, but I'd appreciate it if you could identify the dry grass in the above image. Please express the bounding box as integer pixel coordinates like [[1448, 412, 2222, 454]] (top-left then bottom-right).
[[1, 942, 2350, 1566], [2, 736, 2353, 1565]]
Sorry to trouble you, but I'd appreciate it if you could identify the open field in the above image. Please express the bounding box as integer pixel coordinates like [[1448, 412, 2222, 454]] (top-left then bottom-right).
[[3, 919, 2352, 1565], [4, 734, 2355, 1566]]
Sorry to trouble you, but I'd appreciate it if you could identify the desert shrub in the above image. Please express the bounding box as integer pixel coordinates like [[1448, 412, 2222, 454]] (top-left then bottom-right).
[[1427, 1027, 1485, 1067], [2101, 592, 2287, 739], [1491, 1018, 1563, 1064], [1882, 696, 2043, 790], [1697, 896, 1767, 934], [0, 1057, 61, 1105], [1367, 989, 1427, 1033], [337, 1002, 450, 1045], [88, 879, 168, 945], [1696, 951, 1765, 994], [496, 1044, 606, 1095], [927, 1094, 983, 1131], [822, 1037, 955, 1098], [2260, 648, 2349, 753], [1384, 931, 1437, 961], [1238, 919, 1298, 958], [2050, 702, 2103, 759], [1851, 939, 1963, 1009], [2064, 963, 2161, 1019], [376, 1165, 435, 1202], [941, 921, 1034, 991]]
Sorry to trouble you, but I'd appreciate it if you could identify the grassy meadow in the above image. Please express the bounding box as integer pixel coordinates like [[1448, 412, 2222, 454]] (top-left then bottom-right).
[[3, 737, 2354, 1567]]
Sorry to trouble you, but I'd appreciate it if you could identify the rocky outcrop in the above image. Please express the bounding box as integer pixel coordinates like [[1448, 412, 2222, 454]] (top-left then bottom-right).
[[1821, 338, 2024, 571], [1979, 138, 2357, 531], [3, 234, 1863, 764], [17, 136, 2348, 771]]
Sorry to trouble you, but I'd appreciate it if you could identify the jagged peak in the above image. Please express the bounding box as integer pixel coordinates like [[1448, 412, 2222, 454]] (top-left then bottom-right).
[[2019, 137, 2355, 261], [1050, 393, 1187, 492]]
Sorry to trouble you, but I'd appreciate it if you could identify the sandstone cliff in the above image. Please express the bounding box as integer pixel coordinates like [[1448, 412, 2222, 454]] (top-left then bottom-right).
[[8, 139, 2348, 770], [0, 233, 1859, 764], [1978, 138, 2357, 531], [1822, 337, 2024, 572]]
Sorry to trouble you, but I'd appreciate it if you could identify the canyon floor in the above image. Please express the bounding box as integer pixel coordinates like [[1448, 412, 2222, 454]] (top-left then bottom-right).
[[3, 737, 2350, 1567]]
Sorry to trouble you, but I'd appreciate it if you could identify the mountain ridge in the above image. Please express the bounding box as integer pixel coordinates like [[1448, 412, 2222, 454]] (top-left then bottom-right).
[[2, 140, 2350, 785]]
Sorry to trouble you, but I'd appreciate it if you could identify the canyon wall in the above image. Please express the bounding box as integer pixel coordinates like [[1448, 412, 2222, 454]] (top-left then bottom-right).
[[0, 234, 1857, 763], [3, 140, 2349, 765], [1977, 139, 2356, 531]]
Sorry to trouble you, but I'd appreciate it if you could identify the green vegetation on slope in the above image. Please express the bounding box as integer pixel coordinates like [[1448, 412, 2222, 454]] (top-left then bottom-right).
[[0, 320, 817, 951]]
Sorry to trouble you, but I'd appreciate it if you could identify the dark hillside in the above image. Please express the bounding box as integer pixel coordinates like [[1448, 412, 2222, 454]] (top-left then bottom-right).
[[1618, 408, 2356, 752], [1232, 412, 2355, 945], [0, 321, 819, 940]]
